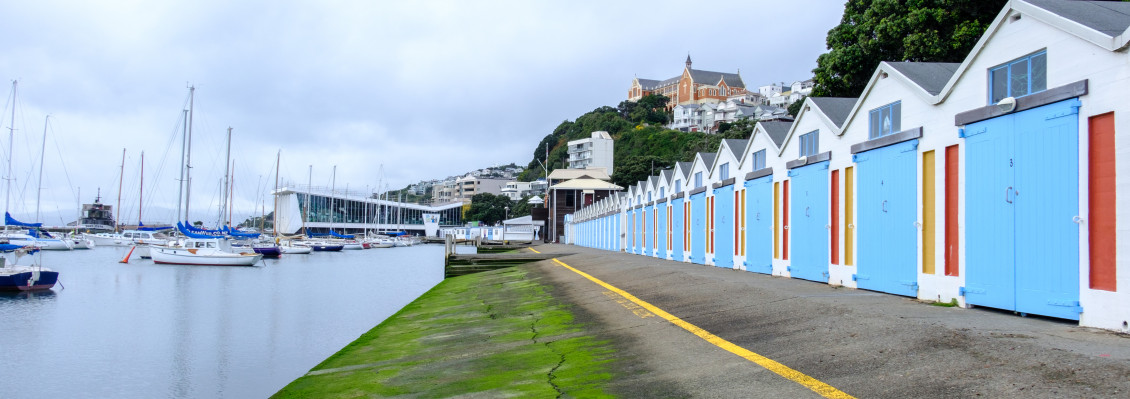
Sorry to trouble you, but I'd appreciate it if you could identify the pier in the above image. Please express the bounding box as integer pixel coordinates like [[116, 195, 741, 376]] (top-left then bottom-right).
[[441, 235, 561, 277]]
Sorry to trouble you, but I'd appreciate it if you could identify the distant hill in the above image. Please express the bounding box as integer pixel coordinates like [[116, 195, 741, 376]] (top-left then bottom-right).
[[518, 94, 751, 188]]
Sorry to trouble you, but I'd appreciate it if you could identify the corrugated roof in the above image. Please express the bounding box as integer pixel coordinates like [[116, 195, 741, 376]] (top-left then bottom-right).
[[1025, 0, 1130, 37], [760, 121, 793, 147], [722, 139, 748, 161], [808, 97, 858, 127], [885, 62, 961, 96]]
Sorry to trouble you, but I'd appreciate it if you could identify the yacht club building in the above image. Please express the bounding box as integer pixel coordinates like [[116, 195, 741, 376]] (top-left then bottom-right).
[[273, 186, 464, 236]]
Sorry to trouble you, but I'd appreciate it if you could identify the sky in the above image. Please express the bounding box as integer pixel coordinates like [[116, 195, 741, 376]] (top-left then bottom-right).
[[0, 0, 845, 227]]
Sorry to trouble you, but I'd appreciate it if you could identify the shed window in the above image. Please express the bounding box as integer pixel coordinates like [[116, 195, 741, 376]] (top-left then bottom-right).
[[694, 172, 703, 188], [719, 163, 730, 180], [751, 149, 766, 171], [675, 180, 682, 192], [647, 192, 652, 202], [799, 131, 819, 157], [868, 101, 901, 139], [660, 187, 665, 197], [989, 50, 1047, 104], [566, 191, 575, 207]]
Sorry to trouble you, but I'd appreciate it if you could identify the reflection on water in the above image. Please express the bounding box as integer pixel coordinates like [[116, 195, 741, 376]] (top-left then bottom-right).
[[0, 245, 445, 399]]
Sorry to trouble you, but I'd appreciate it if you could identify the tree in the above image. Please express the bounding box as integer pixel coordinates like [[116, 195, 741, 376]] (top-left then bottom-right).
[[610, 155, 675, 189], [617, 94, 671, 125], [787, 99, 805, 117], [464, 193, 513, 225], [509, 195, 533, 218], [812, 0, 1006, 98]]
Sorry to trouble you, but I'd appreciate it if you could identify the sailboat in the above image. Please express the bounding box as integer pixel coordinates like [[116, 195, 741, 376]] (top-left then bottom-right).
[[272, 151, 310, 254], [0, 80, 59, 290], [147, 88, 262, 266]]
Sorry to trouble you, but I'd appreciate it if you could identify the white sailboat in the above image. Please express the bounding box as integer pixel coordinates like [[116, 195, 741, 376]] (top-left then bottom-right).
[[0, 80, 59, 291], [148, 87, 263, 266]]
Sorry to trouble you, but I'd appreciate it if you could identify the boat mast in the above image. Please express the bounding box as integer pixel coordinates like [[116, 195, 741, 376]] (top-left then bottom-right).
[[303, 165, 311, 235], [228, 160, 234, 228], [35, 115, 48, 223], [75, 187, 80, 233], [330, 165, 336, 234], [176, 108, 187, 225], [273, 150, 279, 237], [184, 85, 194, 223], [5, 80, 17, 222], [219, 127, 231, 227], [116, 148, 125, 232], [138, 151, 144, 226]]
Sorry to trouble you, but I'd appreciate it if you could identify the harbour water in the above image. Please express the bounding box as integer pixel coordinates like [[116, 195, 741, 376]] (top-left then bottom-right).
[[0, 244, 447, 398]]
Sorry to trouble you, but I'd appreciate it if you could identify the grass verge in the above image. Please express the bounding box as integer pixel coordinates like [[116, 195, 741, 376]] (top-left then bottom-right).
[[272, 267, 616, 398]]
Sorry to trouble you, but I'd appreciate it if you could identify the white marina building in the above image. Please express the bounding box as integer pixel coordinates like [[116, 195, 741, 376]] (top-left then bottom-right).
[[273, 186, 465, 237]]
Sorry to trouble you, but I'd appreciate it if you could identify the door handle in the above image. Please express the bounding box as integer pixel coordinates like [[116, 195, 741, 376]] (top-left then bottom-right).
[[806, 207, 810, 217], [1005, 186, 1013, 204], [882, 200, 887, 213]]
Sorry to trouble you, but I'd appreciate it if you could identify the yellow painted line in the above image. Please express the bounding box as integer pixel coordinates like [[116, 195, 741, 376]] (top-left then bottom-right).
[[529, 247, 853, 399]]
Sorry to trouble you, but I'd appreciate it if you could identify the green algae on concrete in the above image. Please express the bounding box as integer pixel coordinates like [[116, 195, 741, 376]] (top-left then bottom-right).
[[273, 267, 615, 398]]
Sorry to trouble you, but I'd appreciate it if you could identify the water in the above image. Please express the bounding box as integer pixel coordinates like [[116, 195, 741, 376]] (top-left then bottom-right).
[[0, 244, 447, 398]]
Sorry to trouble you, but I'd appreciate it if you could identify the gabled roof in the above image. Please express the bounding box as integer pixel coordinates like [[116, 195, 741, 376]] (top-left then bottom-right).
[[550, 177, 622, 191], [1025, 0, 1130, 38], [721, 139, 748, 161], [807, 97, 858, 128], [647, 176, 658, 190], [675, 162, 693, 180], [635, 78, 661, 90], [694, 152, 717, 175], [546, 168, 610, 181], [760, 121, 792, 148], [689, 69, 745, 88], [884, 62, 961, 96], [658, 169, 673, 187]]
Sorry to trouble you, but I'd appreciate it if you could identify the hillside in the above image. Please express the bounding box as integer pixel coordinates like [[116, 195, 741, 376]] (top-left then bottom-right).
[[518, 94, 752, 188]]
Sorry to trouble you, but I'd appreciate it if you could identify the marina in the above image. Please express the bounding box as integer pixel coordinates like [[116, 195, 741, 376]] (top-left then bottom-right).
[[0, 244, 448, 398]]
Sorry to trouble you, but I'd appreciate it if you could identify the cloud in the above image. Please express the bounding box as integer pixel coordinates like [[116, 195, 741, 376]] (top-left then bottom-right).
[[0, 0, 843, 225]]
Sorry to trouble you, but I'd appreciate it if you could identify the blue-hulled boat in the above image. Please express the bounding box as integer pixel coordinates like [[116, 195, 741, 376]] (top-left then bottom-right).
[[0, 244, 57, 291]]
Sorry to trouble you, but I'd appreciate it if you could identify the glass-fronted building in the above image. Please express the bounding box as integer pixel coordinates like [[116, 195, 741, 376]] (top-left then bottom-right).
[[273, 186, 464, 236]]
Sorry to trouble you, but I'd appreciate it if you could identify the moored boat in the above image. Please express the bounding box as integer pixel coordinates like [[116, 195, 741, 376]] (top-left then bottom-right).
[[150, 238, 263, 266], [0, 244, 57, 291]]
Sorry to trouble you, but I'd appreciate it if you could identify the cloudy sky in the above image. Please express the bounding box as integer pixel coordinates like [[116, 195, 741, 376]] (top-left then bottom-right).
[[0, 0, 845, 226]]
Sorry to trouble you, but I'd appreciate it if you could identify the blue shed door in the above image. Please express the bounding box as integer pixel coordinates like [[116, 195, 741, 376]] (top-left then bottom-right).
[[715, 185, 735, 268], [854, 140, 919, 297], [691, 192, 707, 264], [744, 176, 773, 274], [965, 98, 1080, 320], [788, 162, 830, 282], [671, 198, 684, 261], [644, 206, 654, 257], [657, 204, 667, 258]]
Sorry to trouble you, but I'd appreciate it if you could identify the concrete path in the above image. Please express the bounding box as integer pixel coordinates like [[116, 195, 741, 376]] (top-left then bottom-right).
[[528, 244, 1130, 398]]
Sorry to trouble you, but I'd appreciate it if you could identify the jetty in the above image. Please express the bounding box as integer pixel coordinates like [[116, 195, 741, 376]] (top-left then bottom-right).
[[441, 236, 562, 277]]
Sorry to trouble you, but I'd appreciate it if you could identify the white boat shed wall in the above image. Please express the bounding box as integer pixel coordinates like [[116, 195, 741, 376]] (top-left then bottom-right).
[[568, 0, 1130, 332]]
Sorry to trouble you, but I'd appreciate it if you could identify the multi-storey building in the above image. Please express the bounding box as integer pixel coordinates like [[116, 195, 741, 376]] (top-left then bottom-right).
[[566, 131, 615, 174]]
